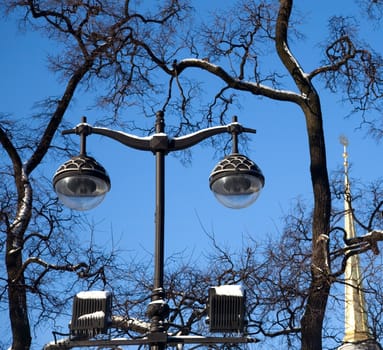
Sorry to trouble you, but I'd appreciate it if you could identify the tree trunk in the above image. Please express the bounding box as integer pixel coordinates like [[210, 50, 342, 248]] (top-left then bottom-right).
[[275, 1, 332, 347], [300, 97, 332, 350], [6, 246, 31, 350]]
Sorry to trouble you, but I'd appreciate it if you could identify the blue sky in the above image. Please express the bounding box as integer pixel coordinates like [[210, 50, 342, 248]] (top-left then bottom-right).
[[1, 1, 383, 349]]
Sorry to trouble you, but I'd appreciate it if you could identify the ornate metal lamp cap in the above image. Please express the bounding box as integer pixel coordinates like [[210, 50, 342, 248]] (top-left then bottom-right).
[[209, 153, 264, 209], [53, 155, 111, 211]]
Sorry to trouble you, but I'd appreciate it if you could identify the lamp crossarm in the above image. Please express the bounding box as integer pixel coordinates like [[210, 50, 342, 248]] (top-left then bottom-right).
[[44, 335, 259, 350], [62, 121, 257, 153], [62, 125, 152, 151], [171, 122, 256, 151]]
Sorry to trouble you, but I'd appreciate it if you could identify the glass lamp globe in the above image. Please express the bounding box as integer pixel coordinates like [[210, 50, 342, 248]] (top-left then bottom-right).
[[209, 153, 264, 209], [53, 155, 111, 211]]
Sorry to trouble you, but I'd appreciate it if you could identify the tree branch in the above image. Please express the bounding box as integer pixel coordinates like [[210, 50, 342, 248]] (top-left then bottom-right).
[[12, 257, 89, 283], [24, 60, 93, 175], [174, 58, 304, 104]]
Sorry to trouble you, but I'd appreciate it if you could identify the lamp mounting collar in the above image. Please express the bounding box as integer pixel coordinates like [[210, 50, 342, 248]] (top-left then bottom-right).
[[62, 116, 93, 156]]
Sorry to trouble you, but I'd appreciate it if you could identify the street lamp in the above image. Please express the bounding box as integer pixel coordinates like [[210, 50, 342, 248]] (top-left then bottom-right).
[[52, 111, 264, 348], [209, 117, 264, 209], [52, 155, 110, 211], [52, 120, 111, 211]]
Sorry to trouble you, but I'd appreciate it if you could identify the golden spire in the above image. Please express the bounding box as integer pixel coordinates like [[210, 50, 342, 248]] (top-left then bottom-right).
[[340, 135, 373, 344]]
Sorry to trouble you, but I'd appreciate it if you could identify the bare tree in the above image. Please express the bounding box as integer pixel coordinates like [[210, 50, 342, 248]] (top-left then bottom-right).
[[0, 2, 191, 349], [2, 1, 383, 350], [167, 1, 383, 349]]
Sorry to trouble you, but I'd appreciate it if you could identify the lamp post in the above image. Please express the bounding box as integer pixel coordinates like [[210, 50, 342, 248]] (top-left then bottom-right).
[[52, 111, 264, 348]]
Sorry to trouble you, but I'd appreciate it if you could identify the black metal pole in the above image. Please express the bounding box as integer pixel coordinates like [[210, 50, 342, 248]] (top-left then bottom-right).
[[147, 111, 169, 350], [154, 111, 165, 294]]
